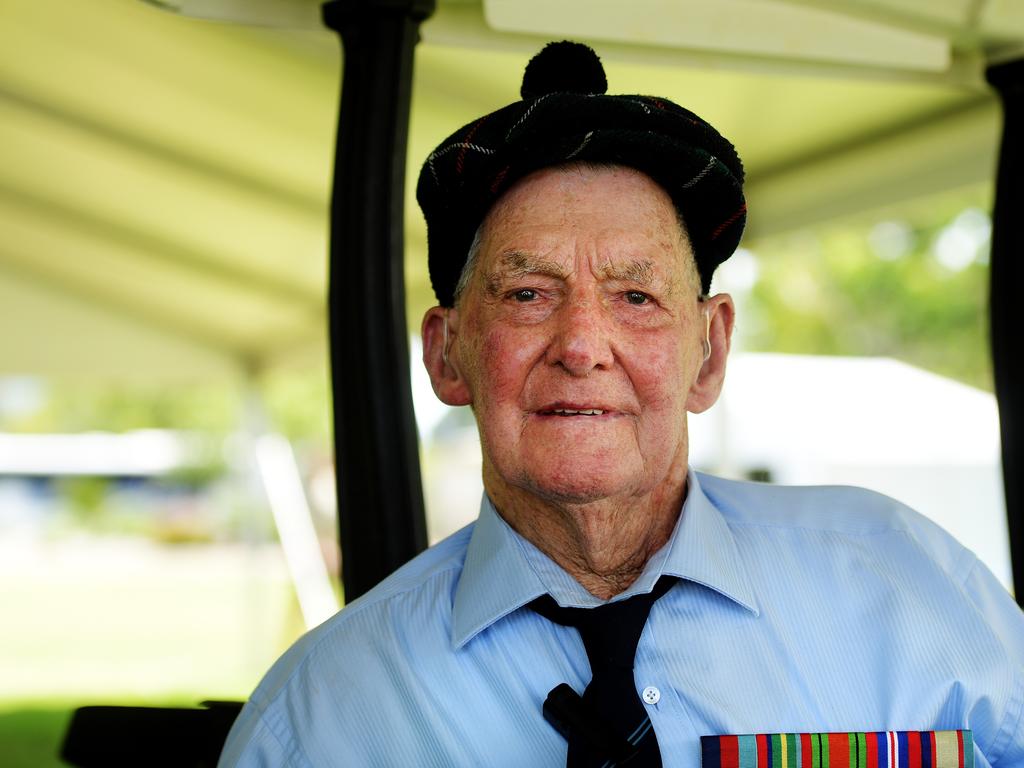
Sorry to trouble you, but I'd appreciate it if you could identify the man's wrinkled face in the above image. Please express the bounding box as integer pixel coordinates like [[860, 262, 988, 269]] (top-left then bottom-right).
[[427, 164, 730, 507]]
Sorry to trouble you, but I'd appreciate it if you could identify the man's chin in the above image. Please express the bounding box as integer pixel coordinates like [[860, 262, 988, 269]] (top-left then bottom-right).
[[482, 446, 646, 507], [519, 470, 633, 506]]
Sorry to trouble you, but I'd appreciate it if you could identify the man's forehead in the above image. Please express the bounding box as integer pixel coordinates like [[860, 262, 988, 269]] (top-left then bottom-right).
[[486, 163, 677, 220], [480, 166, 688, 246], [466, 164, 700, 296]]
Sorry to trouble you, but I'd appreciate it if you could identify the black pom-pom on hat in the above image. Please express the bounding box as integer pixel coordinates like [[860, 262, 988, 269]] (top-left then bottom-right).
[[520, 41, 608, 100]]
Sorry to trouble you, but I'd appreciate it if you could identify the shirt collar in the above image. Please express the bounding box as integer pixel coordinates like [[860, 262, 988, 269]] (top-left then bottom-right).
[[661, 471, 760, 616], [451, 495, 549, 649], [451, 470, 759, 649]]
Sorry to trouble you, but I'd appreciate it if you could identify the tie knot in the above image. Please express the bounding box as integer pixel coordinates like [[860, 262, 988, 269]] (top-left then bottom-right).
[[529, 576, 677, 670]]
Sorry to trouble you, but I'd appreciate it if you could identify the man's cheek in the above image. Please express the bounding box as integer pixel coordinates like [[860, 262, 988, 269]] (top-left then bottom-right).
[[629, 342, 687, 394], [480, 330, 536, 390]]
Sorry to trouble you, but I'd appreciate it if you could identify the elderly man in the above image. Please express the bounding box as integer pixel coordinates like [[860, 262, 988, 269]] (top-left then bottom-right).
[[220, 43, 1024, 767]]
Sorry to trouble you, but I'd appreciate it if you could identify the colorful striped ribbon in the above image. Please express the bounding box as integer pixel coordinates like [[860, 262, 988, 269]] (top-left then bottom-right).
[[700, 730, 973, 768]]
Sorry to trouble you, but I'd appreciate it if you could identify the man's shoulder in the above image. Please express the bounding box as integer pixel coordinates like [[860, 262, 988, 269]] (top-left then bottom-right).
[[249, 521, 475, 706], [698, 470, 947, 535], [696, 472, 975, 579], [220, 522, 480, 765], [344, 519, 476, 611]]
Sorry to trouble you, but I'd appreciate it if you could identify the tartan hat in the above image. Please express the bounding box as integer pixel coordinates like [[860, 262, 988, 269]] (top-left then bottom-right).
[[416, 41, 746, 307]]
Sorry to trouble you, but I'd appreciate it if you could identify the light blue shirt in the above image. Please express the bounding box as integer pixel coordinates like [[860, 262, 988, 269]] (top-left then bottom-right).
[[219, 472, 1024, 767]]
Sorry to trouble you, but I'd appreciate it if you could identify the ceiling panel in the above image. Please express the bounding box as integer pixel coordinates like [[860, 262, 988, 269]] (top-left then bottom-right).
[[484, 0, 952, 71], [0, 0, 1020, 379], [0, 266, 239, 380]]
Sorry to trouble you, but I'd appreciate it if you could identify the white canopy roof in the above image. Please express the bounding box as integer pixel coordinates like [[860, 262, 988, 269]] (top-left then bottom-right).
[[2, 0, 1021, 379]]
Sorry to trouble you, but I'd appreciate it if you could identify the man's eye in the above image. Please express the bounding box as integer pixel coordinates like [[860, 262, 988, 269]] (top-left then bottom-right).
[[511, 289, 538, 302], [624, 291, 650, 305]]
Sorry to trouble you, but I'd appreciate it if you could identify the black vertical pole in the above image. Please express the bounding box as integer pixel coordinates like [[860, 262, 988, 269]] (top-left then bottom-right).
[[985, 59, 1024, 604], [322, 0, 434, 601]]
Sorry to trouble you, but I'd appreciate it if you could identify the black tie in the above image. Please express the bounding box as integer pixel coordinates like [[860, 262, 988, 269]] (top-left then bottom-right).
[[530, 576, 677, 767]]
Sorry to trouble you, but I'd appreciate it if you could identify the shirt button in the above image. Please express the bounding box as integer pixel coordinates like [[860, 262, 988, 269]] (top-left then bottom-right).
[[642, 686, 660, 705]]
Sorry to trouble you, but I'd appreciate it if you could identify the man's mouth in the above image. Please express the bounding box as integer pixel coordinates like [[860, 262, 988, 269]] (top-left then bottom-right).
[[537, 406, 608, 417]]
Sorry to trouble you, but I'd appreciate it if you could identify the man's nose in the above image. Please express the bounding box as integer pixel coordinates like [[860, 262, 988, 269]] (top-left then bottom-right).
[[546, 297, 614, 376]]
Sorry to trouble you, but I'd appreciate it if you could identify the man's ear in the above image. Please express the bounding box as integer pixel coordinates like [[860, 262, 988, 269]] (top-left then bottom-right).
[[421, 306, 472, 406], [686, 293, 735, 414]]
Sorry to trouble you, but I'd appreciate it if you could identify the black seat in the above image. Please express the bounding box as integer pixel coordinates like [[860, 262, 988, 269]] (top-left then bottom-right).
[[60, 700, 244, 767]]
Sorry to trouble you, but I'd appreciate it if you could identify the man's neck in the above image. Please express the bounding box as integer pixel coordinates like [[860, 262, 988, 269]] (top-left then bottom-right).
[[486, 468, 687, 600]]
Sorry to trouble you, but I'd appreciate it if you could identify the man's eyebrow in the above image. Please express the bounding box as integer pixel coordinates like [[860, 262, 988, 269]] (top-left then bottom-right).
[[598, 259, 655, 286], [499, 251, 571, 278], [483, 253, 675, 295], [484, 252, 570, 294]]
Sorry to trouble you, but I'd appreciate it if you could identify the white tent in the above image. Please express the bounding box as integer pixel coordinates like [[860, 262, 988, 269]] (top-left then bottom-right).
[[2, 0, 1021, 378]]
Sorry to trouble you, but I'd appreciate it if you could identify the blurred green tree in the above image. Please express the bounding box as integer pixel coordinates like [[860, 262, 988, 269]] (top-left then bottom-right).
[[741, 191, 992, 390]]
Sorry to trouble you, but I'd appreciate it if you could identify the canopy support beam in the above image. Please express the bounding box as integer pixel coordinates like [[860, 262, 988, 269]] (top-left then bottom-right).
[[986, 58, 1024, 604], [322, 0, 435, 601]]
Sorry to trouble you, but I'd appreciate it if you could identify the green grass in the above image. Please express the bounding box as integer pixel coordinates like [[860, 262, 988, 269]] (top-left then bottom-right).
[[0, 538, 319, 766], [0, 706, 72, 768]]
